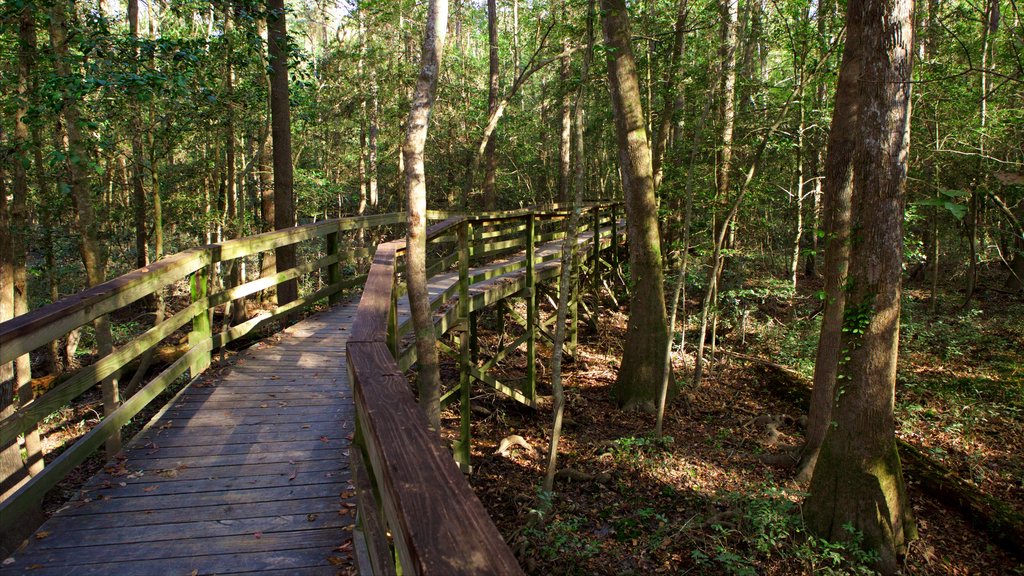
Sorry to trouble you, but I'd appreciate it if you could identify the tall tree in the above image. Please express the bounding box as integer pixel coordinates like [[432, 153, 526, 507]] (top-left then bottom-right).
[[601, 0, 670, 410], [797, 6, 861, 484], [128, 0, 147, 269], [804, 0, 918, 569], [49, 0, 120, 456], [482, 0, 500, 210], [269, 0, 297, 306], [404, 0, 449, 430]]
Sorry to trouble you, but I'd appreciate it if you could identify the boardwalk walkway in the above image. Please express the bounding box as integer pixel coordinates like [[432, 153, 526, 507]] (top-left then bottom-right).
[[1, 304, 360, 576], [1, 216, 618, 575]]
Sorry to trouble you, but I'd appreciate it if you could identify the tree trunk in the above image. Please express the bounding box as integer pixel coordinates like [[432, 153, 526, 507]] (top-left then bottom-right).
[[796, 9, 862, 484], [545, 0, 595, 495], [224, 5, 245, 326], [482, 0, 500, 210], [805, 0, 917, 570], [14, 4, 42, 477], [601, 0, 670, 411], [269, 0, 298, 307], [0, 131, 24, 498], [128, 0, 148, 269], [50, 0, 120, 457], [557, 42, 572, 204], [651, 0, 689, 191], [791, 88, 805, 292], [717, 0, 739, 203], [404, 0, 449, 431]]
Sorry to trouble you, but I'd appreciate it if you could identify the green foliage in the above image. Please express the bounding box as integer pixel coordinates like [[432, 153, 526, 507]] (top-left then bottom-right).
[[692, 486, 882, 575]]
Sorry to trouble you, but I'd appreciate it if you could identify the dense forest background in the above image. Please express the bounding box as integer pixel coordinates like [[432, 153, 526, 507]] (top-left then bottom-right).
[[2, 0, 1020, 307], [1, 0, 1022, 572]]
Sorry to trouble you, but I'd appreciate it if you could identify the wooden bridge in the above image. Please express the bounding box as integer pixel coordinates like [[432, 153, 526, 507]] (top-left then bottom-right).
[[0, 203, 623, 575]]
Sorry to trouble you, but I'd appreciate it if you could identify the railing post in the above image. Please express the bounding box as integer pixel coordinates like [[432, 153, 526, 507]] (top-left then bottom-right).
[[611, 203, 620, 273], [454, 220, 473, 472], [387, 266, 399, 358], [327, 228, 341, 305], [570, 247, 579, 357], [591, 206, 601, 295], [525, 214, 537, 403], [188, 255, 212, 378]]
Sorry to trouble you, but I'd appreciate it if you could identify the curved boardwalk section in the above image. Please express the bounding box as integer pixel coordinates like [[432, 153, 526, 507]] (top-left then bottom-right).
[[0, 303, 359, 576]]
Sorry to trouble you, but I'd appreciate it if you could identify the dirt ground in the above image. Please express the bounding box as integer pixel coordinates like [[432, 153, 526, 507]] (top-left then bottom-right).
[[438, 293, 1023, 575]]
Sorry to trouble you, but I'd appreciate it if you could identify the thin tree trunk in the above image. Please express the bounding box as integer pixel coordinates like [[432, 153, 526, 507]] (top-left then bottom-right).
[[14, 4, 42, 476], [482, 0, 500, 210], [557, 41, 572, 204], [545, 0, 594, 495], [269, 0, 298, 308], [129, 0, 147, 269], [404, 0, 449, 431], [224, 5, 245, 326], [50, 0, 120, 456], [0, 131, 24, 498], [791, 88, 806, 292], [651, 0, 689, 191], [717, 0, 739, 203]]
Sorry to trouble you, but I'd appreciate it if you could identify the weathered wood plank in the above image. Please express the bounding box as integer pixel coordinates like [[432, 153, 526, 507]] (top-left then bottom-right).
[[348, 341, 523, 575], [31, 512, 345, 551]]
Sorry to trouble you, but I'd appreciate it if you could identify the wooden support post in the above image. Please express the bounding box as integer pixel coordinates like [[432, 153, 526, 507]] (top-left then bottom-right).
[[469, 311, 479, 365], [591, 206, 601, 324], [456, 221, 472, 472], [591, 206, 600, 293], [387, 271, 399, 358], [525, 215, 537, 403], [188, 261, 212, 378], [327, 229, 341, 305], [611, 203, 620, 274], [570, 249, 579, 356]]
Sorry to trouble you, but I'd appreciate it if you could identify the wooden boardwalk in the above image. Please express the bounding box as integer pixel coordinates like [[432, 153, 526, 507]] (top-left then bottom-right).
[[1, 218, 618, 575], [0, 303, 360, 576]]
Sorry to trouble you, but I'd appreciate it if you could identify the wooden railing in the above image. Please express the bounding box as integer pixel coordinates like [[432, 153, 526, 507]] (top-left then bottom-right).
[[0, 201, 622, 574], [347, 202, 622, 575], [0, 212, 405, 532]]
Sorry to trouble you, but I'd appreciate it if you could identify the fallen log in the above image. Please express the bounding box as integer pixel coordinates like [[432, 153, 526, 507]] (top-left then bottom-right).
[[725, 350, 1024, 559]]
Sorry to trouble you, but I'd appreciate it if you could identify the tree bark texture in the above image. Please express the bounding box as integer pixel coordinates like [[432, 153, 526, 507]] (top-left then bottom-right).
[[483, 0, 500, 210], [651, 0, 689, 191], [716, 0, 739, 201], [805, 0, 917, 570], [797, 4, 863, 485], [50, 0, 120, 456], [404, 0, 449, 431], [269, 0, 298, 307], [128, 0, 147, 269], [601, 0, 670, 411]]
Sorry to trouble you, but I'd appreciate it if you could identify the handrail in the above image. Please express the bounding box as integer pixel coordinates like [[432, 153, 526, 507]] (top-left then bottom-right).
[[0, 201, 622, 571], [346, 202, 623, 575], [0, 211, 406, 533]]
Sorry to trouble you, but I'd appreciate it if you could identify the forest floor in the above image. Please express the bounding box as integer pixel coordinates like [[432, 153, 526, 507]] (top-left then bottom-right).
[[441, 280, 1024, 575], [19, 278, 1022, 574]]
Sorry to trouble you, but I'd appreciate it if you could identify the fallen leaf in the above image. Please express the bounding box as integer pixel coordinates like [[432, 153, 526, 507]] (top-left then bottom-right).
[[327, 557, 347, 566], [307, 513, 319, 522], [289, 468, 298, 481], [335, 541, 353, 552], [253, 531, 262, 539], [143, 485, 159, 492], [320, 436, 330, 443], [34, 531, 50, 540]]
